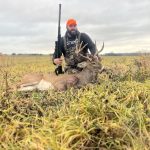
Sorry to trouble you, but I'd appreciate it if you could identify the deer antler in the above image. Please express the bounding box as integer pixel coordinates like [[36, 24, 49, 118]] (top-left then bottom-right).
[[75, 41, 92, 61], [75, 41, 88, 55], [78, 42, 105, 61], [75, 41, 105, 61], [79, 53, 92, 61], [95, 42, 104, 56]]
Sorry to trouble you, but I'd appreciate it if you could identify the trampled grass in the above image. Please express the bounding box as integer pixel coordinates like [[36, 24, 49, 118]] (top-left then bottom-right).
[[0, 55, 150, 150]]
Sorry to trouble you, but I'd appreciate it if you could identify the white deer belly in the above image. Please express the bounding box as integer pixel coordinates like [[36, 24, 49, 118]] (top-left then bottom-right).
[[18, 80, 54, 91], [37, 79, 54, 90]]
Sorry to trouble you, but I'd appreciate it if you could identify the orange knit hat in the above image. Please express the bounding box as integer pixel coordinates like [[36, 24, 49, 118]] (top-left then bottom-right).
[[66, 18, 77, 26]]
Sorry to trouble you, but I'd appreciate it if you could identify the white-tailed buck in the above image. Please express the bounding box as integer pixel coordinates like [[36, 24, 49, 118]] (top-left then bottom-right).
[[17, 43, 104, 91]]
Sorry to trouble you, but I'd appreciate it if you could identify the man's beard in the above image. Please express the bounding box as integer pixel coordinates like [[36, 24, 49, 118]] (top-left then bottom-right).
[[68, 29, 77, 37]]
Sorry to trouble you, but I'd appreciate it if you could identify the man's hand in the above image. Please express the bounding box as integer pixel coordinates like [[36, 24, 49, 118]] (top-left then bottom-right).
[[54, 58, 63, 65]]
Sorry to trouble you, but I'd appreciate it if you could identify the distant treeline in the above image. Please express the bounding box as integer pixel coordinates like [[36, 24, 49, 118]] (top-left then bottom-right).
[[103, 52, 150, 56], [0, 52, 150, 56], [11, 53, 48, 56]]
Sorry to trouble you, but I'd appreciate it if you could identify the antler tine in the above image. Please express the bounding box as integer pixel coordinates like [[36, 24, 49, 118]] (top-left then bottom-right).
[[75, 41, 90, 60], [94, 41, 98, 56], [79, 53, 92, 61], [79, 43, 88, 52], [79, 41, 83, 50], [75, 41, 83, 54], [76, 39, 78, 52], [96, 42, 104, 55], [76, 41, 88, 55]]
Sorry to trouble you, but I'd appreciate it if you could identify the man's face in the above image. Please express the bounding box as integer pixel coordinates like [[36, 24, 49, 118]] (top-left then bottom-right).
[[67, 24, 77, 35]]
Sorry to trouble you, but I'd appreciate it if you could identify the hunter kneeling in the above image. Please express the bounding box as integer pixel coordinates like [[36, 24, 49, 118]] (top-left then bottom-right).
[[53, 18, 99, 74]]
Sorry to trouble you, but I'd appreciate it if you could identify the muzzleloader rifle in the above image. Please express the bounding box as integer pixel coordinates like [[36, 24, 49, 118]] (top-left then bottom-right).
[[55, 3, 64, 75]]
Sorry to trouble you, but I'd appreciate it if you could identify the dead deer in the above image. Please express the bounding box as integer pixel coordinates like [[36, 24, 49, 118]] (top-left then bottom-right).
[[17, 43, 104, 91]]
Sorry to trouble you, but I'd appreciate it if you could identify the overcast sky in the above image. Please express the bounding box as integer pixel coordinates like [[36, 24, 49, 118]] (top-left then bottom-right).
[[0, 0, 150, 54]]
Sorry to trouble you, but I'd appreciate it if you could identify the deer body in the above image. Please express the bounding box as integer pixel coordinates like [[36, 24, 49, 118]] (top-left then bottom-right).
[[18, 73, 78, 91], [17, 43, 104, 91], [18, 65, 102, 91]]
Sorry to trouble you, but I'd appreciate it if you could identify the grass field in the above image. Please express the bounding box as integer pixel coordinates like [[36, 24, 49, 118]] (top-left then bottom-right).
[[0, 55, 150, 150]]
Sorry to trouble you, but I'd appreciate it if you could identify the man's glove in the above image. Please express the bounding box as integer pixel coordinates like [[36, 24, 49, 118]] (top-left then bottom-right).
[[55, 65, 64, 75]]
